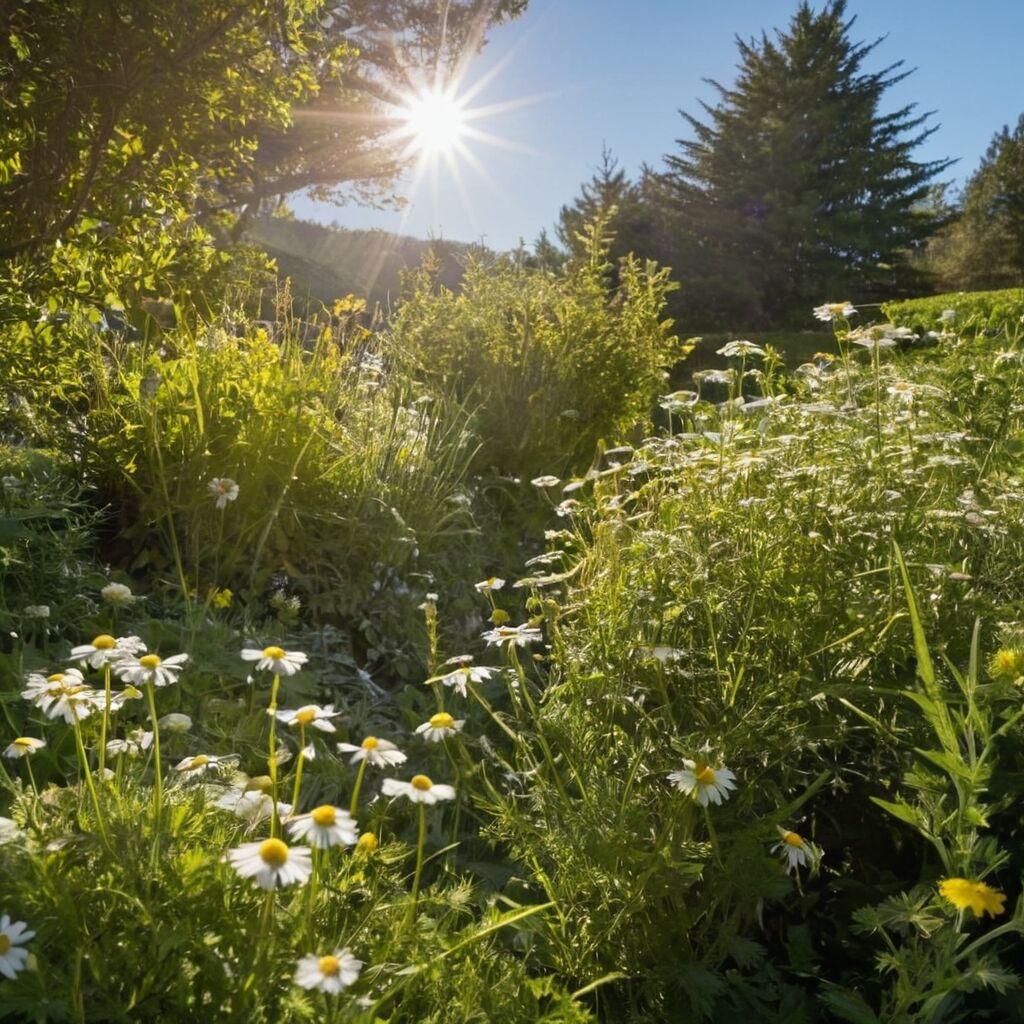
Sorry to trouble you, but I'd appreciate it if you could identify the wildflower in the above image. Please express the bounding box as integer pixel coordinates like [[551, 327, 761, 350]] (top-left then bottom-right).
[[0, 914, 35, 980], [22, 605, 49, 619], [554, 499, 579, 517], [227, 837, 312, 889], [812, 301, 856, 322], [717, 339, 765, 358], [336, 736, 407, 768], [3, 737, 45, 759], [287, 805, 359, 849], [22, 670, 94, 724], [294, 949, 363, 994], [275, 704, 340, 732], [415, 712, 464, 743], [988, 647, 1024, 682], [209, 587, 233, 609], [355, 832, 378, 854], [667, 760, 737, 806], [772, 826, 821, 874], [660, 390, 699, 413], [481, 623, 543, 648], [939, 877, 1006, 918], [103, 685, 143, 712], [474, 577, 505, 593], [106, 730, 153, 758], [434, 664, 501, 697], [530, 475, 561, 488], [70, 634, 144, 669], [115, 652, 189, 688], [381, 774, 456, 805], [174, 753, 235, 779], [214, 782, 291, 824], [208, 477, 239, 509], [240, 645, 308, 676], [101, 582, 135, 606], [939, 308, 956, 323], [158, 712, 193, 734]]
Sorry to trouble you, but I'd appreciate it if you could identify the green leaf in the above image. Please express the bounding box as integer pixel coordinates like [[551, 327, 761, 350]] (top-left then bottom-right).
[[819, 986, 880, 1024], [870, 796, 921, 828]]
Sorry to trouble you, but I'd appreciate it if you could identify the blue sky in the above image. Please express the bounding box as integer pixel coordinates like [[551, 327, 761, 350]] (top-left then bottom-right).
[[292, 0, 1024, 250]]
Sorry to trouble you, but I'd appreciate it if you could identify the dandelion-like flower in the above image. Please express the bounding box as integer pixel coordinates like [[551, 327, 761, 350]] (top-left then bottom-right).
[[3, 737, 45, 759], [275, 704, 340, 732], [294, 949, 363, 994], [0, 914, 34, 980], [772, 826, 821, 875], [287, 805, 359, 849], [381, 774, 456, 805], [174, 753, 235, 779], [434, 664, 501, 697], [415, 712, 464, 743], [474, 577, 505, 593], [158, 712, 193, 734], [336, 736, 406, 768], [101, 582, 135, 607], [22, 670, 94, 724], [115, 652, 189, 688], [355, 832, 378, 854], [939, 878, 1006, 918], [481, 624, 543, 648], [240, 645, 308, 675], [667, 760, 737, 807], [988, 647, 1024, 682], [70, 634, 145, 669], [812, 301, 856, 322], [227, 837, 312, 890], [208, 477, 239, 509]]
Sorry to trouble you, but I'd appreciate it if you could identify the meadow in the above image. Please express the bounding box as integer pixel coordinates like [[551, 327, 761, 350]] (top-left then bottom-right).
[[1, 239, 1023, 1023]]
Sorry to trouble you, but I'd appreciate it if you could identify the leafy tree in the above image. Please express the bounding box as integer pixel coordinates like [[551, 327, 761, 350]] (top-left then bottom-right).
[[929, 114, 1024, 290], [655, 0, 950, 327]]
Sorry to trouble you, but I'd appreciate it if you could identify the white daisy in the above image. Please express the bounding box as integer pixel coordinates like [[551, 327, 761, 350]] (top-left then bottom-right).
[[174, 753, 235, 779], [114, 652, 189, 688], [287, 805, 359, 849], [667, 760, 737, 807], [717, 339, 765, 358], [481, 624, 543, 648], [336, 736, 406, 768], [812, 301, 856, 322], [530, 475, 561, 488], [69, 635, 145, 669], [294, 949, 363, 994], [214, 783, 291, 824], [474, 577, 506, 593], [102, 685, 143, 711], [240, 645, 308, 676], [100, 582, 135, 606], [21, 671, 94, 724], [275, 704, 340, 733], [158, 712, 193, 734], [415, 712, 464, 743], [771, 826, 821, 875], [3, 737, 45, 759], [208, 477, 239, 509], [227, 837, 312, 889], [381, 774, 456, 805], [434, 664, 501, 697], [0, 914, 34, 980]]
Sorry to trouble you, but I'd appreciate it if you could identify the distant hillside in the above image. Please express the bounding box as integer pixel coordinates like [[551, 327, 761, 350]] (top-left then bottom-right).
[[245, 215, 472, 316]]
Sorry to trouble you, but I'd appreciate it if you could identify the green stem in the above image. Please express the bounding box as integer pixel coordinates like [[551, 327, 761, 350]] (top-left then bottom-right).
[[405, 803, 427, 929], [98, 664, 112, 777], [267, 673, 282, 836], [145, 682, 163, 829], [24, 756, 39, 799], [71, 715, 108, 844], [349, 758, 368, 818], [291, 724, 306, 810]]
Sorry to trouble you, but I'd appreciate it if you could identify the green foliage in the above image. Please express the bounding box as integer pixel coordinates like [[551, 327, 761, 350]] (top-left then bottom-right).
[[883, 288, 1024, 337]]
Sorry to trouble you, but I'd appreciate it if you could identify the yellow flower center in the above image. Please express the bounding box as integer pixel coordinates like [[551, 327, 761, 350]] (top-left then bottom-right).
[[13, 738, 34, 748], [318, 955, 341, 977], [411, 774, 433, 791], [245, 775, 273, 794], [188, 755, 209, 769], [139, 654, 161, 669], [361, 736, 378, 749], [311, 805, 336, 827], [263, 646, 286, 660], [695, 766, 717, 785], [92, 635, 117, 649], [356, 832, 378, 853], [783, 831, 804, 848], [0, 935, 9, 955], [258, 838, 289, 868], [295, 707, 317, 725], [429, 712, 455, 730], [47, 673, 65, 683]]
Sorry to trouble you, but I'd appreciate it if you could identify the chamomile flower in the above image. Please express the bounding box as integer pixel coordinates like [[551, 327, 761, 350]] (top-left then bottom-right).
[[275, 704, 340, 732], [101, 582, 135, 606], [227, 837, 311, 889], [474, 577, 506, 593], [105, 730, 153, 758], [481, 624, 543, 648], [158, 712, 193, 734], [287, 805, 358, 849], [717, 339, 765, 358], [114, 652, 189, 688], [381, 774, 456, 805], [214, 781, 291, 824], [530, 475, 561, 488], [21, 670, 94, 724], [415, 712, 464, 743], [812, 301, 856, 322], [336, 736, 406, 768], [240, 645, 308, 676], [103, 685, 143, 711], [69, 634, 134, 669], [355, 832, 378, 854], [3, 737, 45, 759], [208, 477, 239, 509], [0, 914, 34, 980], [772, 826, 822, 875], [434, 664, 502, 697], [174, 753, 235, 779], [294, 949, 363, 994], [939, 878, 1006, 918], [667, 760, 737, 806]]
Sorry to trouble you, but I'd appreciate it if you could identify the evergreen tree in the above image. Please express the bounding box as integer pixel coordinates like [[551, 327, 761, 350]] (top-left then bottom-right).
[[656, 0, 950, 327]]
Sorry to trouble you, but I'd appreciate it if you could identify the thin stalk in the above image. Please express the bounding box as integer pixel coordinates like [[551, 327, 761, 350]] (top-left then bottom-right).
[[349, 758, 368, 818], [145, 683, 164, 857], [291, 724, 307, 810], [405, 802, 427, 928], [71, 715, 108, 844], [98, 664, 112, 777], [267, 673, 282, 836]]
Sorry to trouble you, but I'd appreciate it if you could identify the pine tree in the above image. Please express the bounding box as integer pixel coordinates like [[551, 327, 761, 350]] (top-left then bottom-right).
[[657, 0, 950, 327]]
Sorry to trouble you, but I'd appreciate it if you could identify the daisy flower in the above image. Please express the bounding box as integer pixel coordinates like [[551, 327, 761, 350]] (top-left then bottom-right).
[[3, 737, 45, 759], [287, 805, 358, 849], [158, 712, 193, 734], [0, 914, 34, 980], [100, 582, 135, 606], [105, 730, 153, 759], [812, 301, 856, 322], [939, 878, 1006, 918], [434, 664, 501, 697], [114, 652, 189, 688], [474, 577, 506, 593], [772, 826, 821, 875], [336, 736, 406, 768], [240, 645, 308, 676], [208, 477, 239, 509], [227, 837, 312, 890], [21, 670, 94, 724], [381, 774, 456, 805], [214, 783, 291, 824], [103, 685, 144, 711], [174, 753, 235, 779], [481, 624, 543, 648], [530, 475, 561, 488], [69, 635, 145, 669], [415, 712, 464, 743], [275, 704, 340, 733], [667, 760, 737, 807], [294, 949, 363, 994], [717, 340, 765, 358]]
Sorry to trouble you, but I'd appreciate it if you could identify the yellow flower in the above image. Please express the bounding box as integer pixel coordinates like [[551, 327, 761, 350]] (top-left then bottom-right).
[[988, 648, 1024, 682], [210, 587, 233, 609], [939, 877, 1006, 918]]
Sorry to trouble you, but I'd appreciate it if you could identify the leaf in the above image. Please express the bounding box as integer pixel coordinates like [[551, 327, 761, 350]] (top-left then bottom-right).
[[870, 796, 921, 828], [818, 986, 880, 1024]]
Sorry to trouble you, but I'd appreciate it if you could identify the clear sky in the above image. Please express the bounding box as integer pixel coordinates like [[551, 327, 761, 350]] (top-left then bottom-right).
[[292, 0, 1024, 251]]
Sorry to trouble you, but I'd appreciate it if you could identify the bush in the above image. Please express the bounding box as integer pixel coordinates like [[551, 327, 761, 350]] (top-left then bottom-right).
[[882, 288, 1024, 336]]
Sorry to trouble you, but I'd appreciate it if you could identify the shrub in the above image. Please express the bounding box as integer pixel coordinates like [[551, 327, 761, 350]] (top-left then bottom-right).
[[882, 288, 1024, 337]]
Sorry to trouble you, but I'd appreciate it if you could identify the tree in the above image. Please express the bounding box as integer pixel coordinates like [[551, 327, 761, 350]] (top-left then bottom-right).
[[928, 114, 1024, 291], [655, 0, 950, 327]]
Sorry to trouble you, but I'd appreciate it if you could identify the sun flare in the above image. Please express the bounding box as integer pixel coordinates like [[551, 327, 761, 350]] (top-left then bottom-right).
[[396, 88, 469, 156]]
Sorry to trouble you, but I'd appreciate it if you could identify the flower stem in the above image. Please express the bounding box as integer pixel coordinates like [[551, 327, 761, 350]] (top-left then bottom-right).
[[98, 664, 112, 777], [405, 802, 427, 929], [145, 682, 163, 829], [349, 758, 368, 817], [291, 724, 306, 810], [267, 673, 282, 837], [71, 716, 108, 844]]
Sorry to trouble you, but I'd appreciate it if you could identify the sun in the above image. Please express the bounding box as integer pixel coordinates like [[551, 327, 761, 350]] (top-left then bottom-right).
[[395, 87, 469, 157]]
